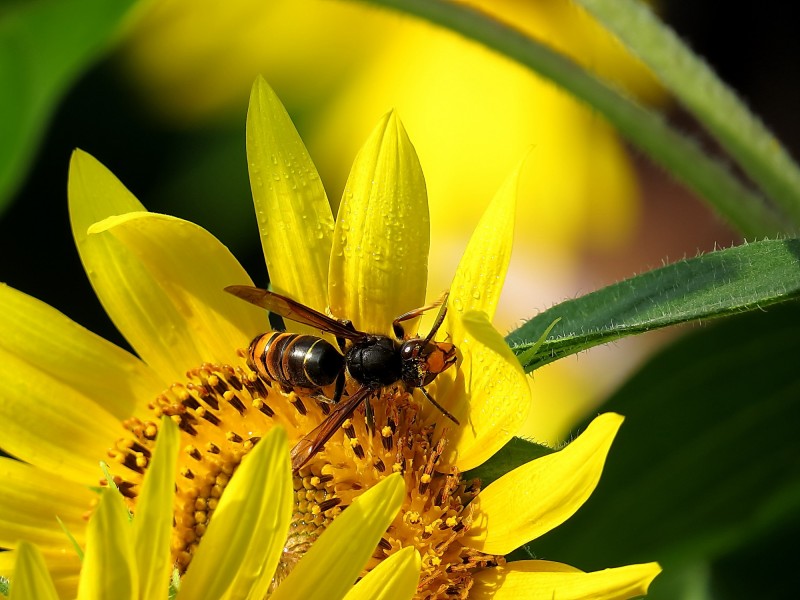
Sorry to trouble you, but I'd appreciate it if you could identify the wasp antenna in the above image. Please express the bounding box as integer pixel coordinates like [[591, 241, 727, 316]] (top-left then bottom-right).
[[419, 386, 459, 425], [422, 291, 450, 345], [392, 292, 450, 341]]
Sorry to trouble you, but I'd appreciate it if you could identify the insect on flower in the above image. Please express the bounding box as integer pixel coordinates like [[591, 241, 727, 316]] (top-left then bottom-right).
[[225, 285, 459, 471]]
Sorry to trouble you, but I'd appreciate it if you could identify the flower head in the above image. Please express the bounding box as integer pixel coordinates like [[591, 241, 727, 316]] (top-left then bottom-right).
[[0, 77, 659, 598]]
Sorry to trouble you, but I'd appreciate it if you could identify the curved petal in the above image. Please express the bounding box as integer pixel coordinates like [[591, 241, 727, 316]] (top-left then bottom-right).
[[464, 413, 623, 554], [329, 112, 429, 335], [344, 547, 420, 600], [69, 150, 266, 383], [0, 284, 163, 421], [272, 473, 405, 600], [86, 210, 268, 382], [77, 489, 138, 600], [0, 550, 81, 600], [0, 458, 94, 549], [133, 418, 179, 600], [246, 76, 334, 312], [471, 560, 661, 600], [9, 542, 59, 600], [0, 348, 123, 482], [179, 426, 292, 600], [446, 160, 520, 339], [438, 311, 530, 471]]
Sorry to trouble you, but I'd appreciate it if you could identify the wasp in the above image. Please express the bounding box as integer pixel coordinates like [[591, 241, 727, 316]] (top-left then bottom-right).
[[224, 285, 459, 471]]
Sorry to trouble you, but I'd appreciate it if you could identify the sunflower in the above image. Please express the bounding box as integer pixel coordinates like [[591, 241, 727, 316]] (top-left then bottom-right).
[[0, 76, 659, 598]]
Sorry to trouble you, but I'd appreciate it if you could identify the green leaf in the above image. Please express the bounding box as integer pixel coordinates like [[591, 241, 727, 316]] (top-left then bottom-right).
[[0, 0, 135, 212], [507, 238, 800, 372], [358, 0, 785, 237], [575, 0, 800, 228], [464, 436, 553, 489], [515, 317, 560, 367], [526, 300, 800, 572]]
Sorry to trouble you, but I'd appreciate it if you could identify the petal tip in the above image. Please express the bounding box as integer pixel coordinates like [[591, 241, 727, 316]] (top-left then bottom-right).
[[250, 73, 273, 102], [596, 411, 625, 431], [68, 148, 96, 174]]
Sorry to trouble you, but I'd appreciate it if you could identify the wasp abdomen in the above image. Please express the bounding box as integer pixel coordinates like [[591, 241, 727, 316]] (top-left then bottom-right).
[[249, 333, 343, 389]]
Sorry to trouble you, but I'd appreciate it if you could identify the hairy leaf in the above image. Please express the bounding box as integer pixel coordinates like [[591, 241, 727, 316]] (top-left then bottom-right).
[[508, 239, 800, 372]]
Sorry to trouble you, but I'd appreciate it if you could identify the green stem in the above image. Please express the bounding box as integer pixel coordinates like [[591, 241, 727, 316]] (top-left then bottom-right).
[[357, 0, 788, 237], [576, 0, 800, 228]]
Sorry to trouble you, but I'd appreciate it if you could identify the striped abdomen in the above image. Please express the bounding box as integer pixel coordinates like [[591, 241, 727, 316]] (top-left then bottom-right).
[[247, 332, 343, 390]]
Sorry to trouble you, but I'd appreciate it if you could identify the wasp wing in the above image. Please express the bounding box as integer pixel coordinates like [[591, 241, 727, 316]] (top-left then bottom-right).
[[225, 285, 362, 340], [290, 387, 372, 472]]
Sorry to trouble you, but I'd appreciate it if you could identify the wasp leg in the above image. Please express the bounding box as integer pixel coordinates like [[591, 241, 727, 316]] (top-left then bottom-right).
[[331, 371, 346, 405], [310, 391, 335, 404], [335, 319, 358, 352], [309, 370, 346, 407], [364, 395, 375, 434], [392, 291, 450, 339]]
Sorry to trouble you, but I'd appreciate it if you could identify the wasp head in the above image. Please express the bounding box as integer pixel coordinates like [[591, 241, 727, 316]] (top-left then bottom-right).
[[399, 339, 457, 388]]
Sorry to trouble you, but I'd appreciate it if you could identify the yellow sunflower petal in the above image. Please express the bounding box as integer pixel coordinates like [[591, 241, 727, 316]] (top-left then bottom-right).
[[439, 310, 530, 471], [0, 348, 122, 482], [9, 541, 59, 600], [344, 546, 421, 600], [246, 76, 334, 313], [471, 560, 662, 600], [69, 150, 265, 383], [272, 473, 405, 600], [1, 549, 82, 600], [0, 458, 94, 549], [446, 160, 520, 335], [464, 413, 624, 554], [77, 489, 138, 600], [178, 426, 292, 600], [86, 210, 268, 380], [132, 417, 179, 600], [0, 284, 163, 421], [328, 112, 429, 334]]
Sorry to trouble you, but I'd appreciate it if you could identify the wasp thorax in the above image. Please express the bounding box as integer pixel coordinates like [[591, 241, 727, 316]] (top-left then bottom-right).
[[345, 336, 403, 388]]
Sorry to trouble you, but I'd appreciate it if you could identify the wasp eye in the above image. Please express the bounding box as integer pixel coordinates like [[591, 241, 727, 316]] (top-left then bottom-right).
[[400, 341, 418, 359]]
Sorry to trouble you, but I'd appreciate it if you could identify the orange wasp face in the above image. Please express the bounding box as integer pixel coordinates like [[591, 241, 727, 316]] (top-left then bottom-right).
[[399, 339, 457, 387]]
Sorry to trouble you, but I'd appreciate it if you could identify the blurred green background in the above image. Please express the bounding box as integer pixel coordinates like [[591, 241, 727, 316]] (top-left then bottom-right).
[[1, 1, 798, 598]]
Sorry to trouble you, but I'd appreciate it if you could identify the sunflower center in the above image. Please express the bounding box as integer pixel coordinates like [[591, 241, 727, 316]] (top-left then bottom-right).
[[104, 359, 502, 598]]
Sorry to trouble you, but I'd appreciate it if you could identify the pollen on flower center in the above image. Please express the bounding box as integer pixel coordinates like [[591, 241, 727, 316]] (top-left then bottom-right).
[[108, 360, 288, 568], [104, 359, 502, 599]]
